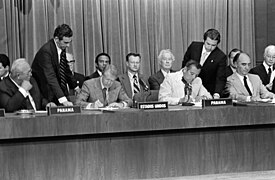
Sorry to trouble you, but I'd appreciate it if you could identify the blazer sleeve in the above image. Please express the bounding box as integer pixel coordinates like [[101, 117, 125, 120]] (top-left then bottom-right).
[[75, 81, 91, 107], [214, 53, 227, 95], [0, 90, 26, 112]]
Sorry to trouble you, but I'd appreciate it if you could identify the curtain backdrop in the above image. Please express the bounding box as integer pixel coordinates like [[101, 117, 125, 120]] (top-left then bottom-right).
[[0, 0, 255, 78]]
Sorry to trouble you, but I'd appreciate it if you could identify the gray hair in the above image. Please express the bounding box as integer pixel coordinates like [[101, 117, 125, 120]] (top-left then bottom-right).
[[10, 58, 29, 77], [264, 45, 275, 57], [103, 64, 118, 77], [157, 49, 175, 64]]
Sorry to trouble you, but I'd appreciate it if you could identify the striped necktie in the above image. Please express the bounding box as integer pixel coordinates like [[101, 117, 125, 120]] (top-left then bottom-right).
[[133, 74, 140, 94], [59, 49, 68, 94]]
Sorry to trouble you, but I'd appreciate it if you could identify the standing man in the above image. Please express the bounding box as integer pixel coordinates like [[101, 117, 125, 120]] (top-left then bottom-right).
[[148, 49, 175, 90], [32, 24, 77, 106], [226, 52, 274, 102], [118, 53, 149, 99], [182, 29, 227, 99], [85, 53, 111, 80], [249, 45, 275, 93], [0, 54, 10, 81]]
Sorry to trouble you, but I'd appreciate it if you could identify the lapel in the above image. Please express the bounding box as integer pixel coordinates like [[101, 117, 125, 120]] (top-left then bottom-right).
[[155, 70, 165, 84], [95, 78, 105, 103], [259, 64, 268, 82], [50, 39, 60, 73], [231, 73, 249, 95], [120, 74, 132, 98]]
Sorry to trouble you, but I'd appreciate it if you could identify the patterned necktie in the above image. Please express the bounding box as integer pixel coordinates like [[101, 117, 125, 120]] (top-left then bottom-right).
[[133, 74, 140, 94], [102, 87, 108, 106], [60, 49, 68, 94], [200, 51, 208, 66], [268, 67, 272, 82], [243, 76, 252, 96], [182, 76, 192, 100]]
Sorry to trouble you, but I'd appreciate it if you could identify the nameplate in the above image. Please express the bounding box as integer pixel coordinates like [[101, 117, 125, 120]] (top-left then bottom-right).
[[137, 101, 168, 110], [202, 98, 233, 108], [47, 106, 81, 115], [0, 109, 5, 117]]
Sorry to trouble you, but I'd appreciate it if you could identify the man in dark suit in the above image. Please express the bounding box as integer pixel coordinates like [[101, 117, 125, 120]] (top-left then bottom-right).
[[182, 29, 227, 99], [0, 59, 55, 112], [66, 53, 85, 95], [85, 53, 111, 80], [118, 53, 149, 99], [249, 45, 275, 93], [148, 49, 175, 90], [76, 64, 132, 108], [0, 54, 10, 81], [226, 52, 274, 102], [32, 24, 77, 106], [226, 48, 241, 78]]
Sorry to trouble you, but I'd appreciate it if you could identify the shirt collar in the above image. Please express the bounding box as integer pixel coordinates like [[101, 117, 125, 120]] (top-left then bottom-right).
[[161, 69, 170, 77], [53, 39, 62, 56], [263, 61, 273, 72], [100, 76, 105, 89], [128, 71, 138, 79]]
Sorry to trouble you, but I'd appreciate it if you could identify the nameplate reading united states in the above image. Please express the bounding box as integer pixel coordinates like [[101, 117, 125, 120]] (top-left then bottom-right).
[[47, 106, 81, 115], [202, 98, 233, 108], [137, 101, 168, 110], [0, 109, 5, 117]]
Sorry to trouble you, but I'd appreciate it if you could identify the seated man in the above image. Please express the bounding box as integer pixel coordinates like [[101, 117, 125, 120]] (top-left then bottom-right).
[[226, 52, 274, 101], [148, 49, 175, 90], [0, 58, 55, 112], [159, 60, 212, 105], [0, 54, 10, 80], [85, 53, 111, 80], [66, 53, 85, 95], [226, 48, 242, 78], [76, 64, 132, 108]]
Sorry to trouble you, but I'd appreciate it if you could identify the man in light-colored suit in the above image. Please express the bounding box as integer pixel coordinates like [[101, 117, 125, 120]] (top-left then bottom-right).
[[159, 60, 212, 105], [75, 64, 132, 108], [226, 52, 275, 102], [118, 53, 149, 99], [148, 49, 175, 90]]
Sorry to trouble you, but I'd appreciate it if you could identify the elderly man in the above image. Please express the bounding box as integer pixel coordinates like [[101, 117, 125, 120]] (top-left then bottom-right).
[[0, 54, 10, 81], [159, 60, 212, 105], [182, 29, 227, 99], [148, 49, 175, 90], [32, 24, 77, 106], [118, 53, 149, 99], [226, 52, 274, 102], [250, 45, 275, 92], [0, 59, 55, 112], [76, 64, 132, 108], [85, 53, 111, 80]]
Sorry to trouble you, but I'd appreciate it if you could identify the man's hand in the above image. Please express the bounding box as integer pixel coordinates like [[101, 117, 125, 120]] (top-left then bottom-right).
[[21, 80, 32, 91], [93, 100, 104, 108], [250, 96, 261, 102], [62, 101, 73, 106], [108, 102, 124, 108], [179, 95, 192, 104], [46, 102, 57, 108], [213, 93, 220, 99]]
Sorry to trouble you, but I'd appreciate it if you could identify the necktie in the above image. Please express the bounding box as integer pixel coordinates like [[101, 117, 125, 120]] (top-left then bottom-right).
[[200, 52, 208, 66], [102, 87, 108, 106], [60, 49, 68, 94], [268, 67, 272, 82], [26, 94, 37, 111], [243, 76, 252, 96], [133, 75, 140, 94], [182, 77, 192, 101]]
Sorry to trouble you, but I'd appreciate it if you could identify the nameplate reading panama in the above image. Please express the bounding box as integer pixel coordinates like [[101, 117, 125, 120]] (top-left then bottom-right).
[[137, 101, 168, 110], [47, 106, 81, 115], [202, 98, 233, 108]]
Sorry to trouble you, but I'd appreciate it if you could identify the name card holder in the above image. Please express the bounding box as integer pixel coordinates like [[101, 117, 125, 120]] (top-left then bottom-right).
[[47, 106, 81, 116], [137, 101, 168, 110], [0, 109, 5, 117], [202, 98, 233, 108]]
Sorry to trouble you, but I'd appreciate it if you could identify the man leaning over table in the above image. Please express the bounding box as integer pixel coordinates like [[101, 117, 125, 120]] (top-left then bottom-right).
[[75, 64, 132, 108], [159, 60, 212, 105], [226, 52, 275, 102]]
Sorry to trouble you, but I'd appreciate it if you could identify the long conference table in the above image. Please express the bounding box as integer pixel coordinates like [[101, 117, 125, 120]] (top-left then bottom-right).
[[1, 105, 275, 179]]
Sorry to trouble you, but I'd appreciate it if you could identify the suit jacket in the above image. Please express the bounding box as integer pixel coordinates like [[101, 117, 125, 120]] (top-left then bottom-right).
[[85, 70, 100, 81], [0, 77, 48, 112], [226, 72, 274, 101], [225, 66, 234, 78], [74, 72, 85, 88], [75, 77, 132, 107], [31, 39, 77, 104], [148, 70, 175, 90], [118, 72, 149, 99], [182, 41, 227, 96], [159, 70, 212, 105], [249, 64, 271, 86]]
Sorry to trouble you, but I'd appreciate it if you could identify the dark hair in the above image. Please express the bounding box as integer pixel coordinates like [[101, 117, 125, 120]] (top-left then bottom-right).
[[228, 48, 241, 58], [185, 59, 202, 70], [95, 53, 111, 65], [0, 54, 10, 68], [53, 24, 73, 40], [232, 52, 241, 63], [126, 53, 141, 62], [203, 29, 221, 44]]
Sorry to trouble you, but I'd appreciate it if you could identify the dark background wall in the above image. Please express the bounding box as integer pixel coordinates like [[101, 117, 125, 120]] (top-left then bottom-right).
[[255, 0, 275, 65]]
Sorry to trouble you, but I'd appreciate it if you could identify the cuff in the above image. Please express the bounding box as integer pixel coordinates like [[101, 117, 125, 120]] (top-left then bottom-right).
[[58, 96, 68, 104]]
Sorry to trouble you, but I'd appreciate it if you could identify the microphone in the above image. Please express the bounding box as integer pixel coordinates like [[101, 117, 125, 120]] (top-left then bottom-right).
[[139, 78, 149, 92]]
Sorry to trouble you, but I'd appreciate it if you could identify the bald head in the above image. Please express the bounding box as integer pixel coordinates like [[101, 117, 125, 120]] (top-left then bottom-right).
[[234, 53, 251, 76], [66, 53, 75, 72]]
